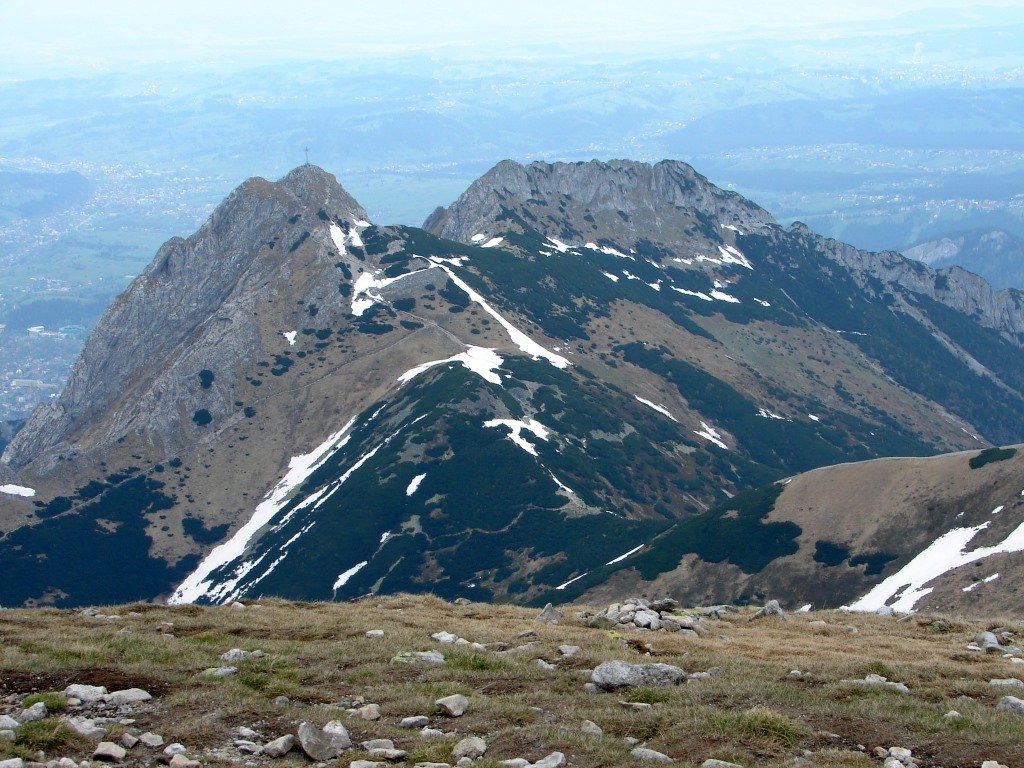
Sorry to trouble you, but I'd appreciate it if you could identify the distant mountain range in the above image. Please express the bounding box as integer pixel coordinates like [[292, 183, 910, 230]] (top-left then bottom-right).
[[1, 159, 1023, 613], [904, 228, 1024, 290]]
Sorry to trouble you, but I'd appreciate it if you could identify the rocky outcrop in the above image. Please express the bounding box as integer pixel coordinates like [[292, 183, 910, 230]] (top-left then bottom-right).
[[3, 166, 369, 471], [425, 159, 774, 246]]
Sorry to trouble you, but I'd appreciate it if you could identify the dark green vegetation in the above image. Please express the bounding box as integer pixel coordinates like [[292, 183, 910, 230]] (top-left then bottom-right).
[[0, 471, 198, 606], [969, 446, 1018, 470]]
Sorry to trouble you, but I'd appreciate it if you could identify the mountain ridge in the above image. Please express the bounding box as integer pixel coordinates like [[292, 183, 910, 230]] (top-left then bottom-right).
[[2, 158, 1024, 613]]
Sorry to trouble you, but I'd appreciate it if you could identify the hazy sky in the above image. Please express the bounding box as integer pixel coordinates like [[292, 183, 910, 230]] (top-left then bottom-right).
[[3, 0, 1021, 76]]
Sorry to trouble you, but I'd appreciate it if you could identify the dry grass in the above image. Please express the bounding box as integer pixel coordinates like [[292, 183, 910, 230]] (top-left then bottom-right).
[[1, 597, 1023, 767]]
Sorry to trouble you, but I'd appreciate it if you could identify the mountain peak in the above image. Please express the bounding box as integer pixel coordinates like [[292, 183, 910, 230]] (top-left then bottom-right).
[[424, 157, 774, 247], [273, 164, 369, 222]]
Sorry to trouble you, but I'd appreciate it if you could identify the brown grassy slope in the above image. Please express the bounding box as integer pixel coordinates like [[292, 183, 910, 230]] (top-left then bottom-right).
[[2, 596, 1023, 768]]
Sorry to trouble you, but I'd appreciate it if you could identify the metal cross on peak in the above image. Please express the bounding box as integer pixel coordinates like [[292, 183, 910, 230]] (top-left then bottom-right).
[[304, 147, 310, 166]]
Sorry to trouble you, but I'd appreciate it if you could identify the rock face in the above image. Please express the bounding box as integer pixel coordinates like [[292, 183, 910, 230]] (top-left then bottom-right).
[[425, 159, 774, 248], [591, 661, 688, 689], [4, 165, 368, 472]]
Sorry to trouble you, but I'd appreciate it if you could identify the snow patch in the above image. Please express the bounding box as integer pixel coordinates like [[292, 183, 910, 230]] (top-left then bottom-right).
[[694, 421, 728, 450], [556, 571, 591, 590], [429, 262, 570, 368], [471, 234, 487, 243], [283, 331, 297, 346], [607, 544, 644, 565], [171, 417, 358, 603], [546, 237, 573, 253], [797, 604, 812, 613], [406, 473, 427, 496], [333, 561, 368, 593], [671, 287, 713, 302], [808, 414, 820, 422], [398, 346, 504, 386], [0, 484, 35, 498], [584, 242, 633, 259], [754, 298, 771, 307], [635, 396, 678, 422], [549, 472, 577, 498], [992, 506, 1005, 515], [484, 418, 550, 457], [602, 271, 620, 282], [963, 573, 1000, 592], [710, 290, 741, 304], [717, 244, 753, 269], [721, 224, 745, 235], [481, 236, 504, 248], [757, 408, 786, 420], [849, 518, 1024, 613]]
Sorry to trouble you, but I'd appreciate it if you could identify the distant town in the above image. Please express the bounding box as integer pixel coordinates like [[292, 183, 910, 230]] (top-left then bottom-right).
[[0, 323, 83, 423]]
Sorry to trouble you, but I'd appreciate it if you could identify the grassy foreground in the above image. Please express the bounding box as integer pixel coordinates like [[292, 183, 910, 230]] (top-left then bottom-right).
[[1, 595, 1023, 767]]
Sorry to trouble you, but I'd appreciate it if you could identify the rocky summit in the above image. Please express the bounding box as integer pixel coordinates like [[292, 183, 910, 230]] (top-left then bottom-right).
[[2, 159, 1024, 614]]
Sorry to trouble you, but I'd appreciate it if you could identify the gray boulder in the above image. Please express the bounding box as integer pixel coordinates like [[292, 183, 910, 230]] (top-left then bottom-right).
[[533, 752, 566, 768], [997, 695, 1024, 714], [581, 719, 603, 737], [536, 603, 564, 624], [263, 735, 295, 758], [436, 694, 469, 717], [702, 761, 744, 768], [64, 683, 107, 702], [751, 600, 786, 620], [451, 736, 486, 760], [297, 720, 351, 760], [19, 702, 46, 722], [93, 742, 127, 762], [62, 716, 106, 740], [103, 688, 152, 705], [592, 660, 687, 690]]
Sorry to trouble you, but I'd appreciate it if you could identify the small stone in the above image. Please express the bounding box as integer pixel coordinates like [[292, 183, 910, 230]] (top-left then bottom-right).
[[392, 651, 445, 665], [536, 603, 564, 624], [581, 719, 603, 737], [631, 747, 673, 763], [997, 695, 1024, 714], [558, 645, 580, 657], [164, 744, 188, 757], [533, 752, 565, 768], [517, 629, 538, 638], [121, 733, 139, 749], [977, 631, 1003, 652], [431, 631, 460, 644], [883, 759, 903, 768], [273, 695, 291, 705], [92, 742, 127, 762], [235, 740, 261, 754], [236, 726, 260, 740], [420, 728, 444, 738], [456, 759, 473, 768], [620, 701, 652, 710], [583, 682, 599, 694], [0, 716, 17, 729], [350, 762, 386, 768], [944, 710, 962, 719], [981, 761, 1009, 768], [623, 737, 640, 747], [102, 688, 152, 705], [20, 702, 47, 722], [201, 666, 237, 678], [365, 630, 385, 639], [501, 760, 531, 768], [168, 755, 201, 768], [351, 703, 381, 720], [296, 721, 351, 761], [875, 606, 895, 617], [872, 747, 889, 759], [361, 740, 395, 751], [0, 731, 13, 741], [451, 736, 486, 760], [415, 764, 452, 768], [435, 694, 469, 717], [139, 732, 165, 748], [0, 760, 24, 768], [400, 716, 430, 728], [65, 684, 107, 702], [701, 761, 743, 768], [990, 678, 1024, 687], [535, 659, 556, 671], [263, 734, 295, 758]]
